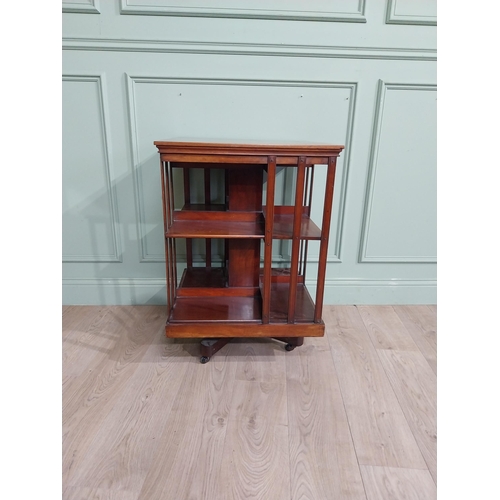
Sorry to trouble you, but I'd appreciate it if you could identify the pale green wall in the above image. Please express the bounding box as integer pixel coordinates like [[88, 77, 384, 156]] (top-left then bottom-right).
[[62, 0, 436, 305]]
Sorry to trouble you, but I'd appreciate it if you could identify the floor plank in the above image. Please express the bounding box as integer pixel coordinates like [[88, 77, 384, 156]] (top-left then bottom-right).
[[64, 486, 139, 500], [286, 338, 366, 500], [63, 336, 189, 497], [394, 305, 437, 374], [377, 349, 437, 483], [62, 306, 108, 339], [62, 306, 114, 379], [360, 465, 436, 500], [63, 307, 165, 480], [357, 305, 419, 351], [325, 306, 427, 469], [216, 341, 290, 500], [136, 341, 238, 500]]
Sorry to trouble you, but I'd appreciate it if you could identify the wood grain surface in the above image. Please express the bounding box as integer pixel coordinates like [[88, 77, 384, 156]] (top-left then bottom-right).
[[63, 305, 437, 500], [393, 305, 437, 374], [360, 465, 436, 500], [286, 335, 366, 499], [377, 349, 437, 483], [357, 305, 419, 351], [217, 341, 290, 500], [325, 306, 427, 469]]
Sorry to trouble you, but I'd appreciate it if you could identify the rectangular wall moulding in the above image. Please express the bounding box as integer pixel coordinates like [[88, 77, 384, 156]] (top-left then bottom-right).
[[120, 0, 366, 22]]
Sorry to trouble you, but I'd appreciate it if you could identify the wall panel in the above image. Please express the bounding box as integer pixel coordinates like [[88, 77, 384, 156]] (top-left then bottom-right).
[[360, 81, 437, 263], [62, 0, 436, 304], [62, 74, 121, 263]]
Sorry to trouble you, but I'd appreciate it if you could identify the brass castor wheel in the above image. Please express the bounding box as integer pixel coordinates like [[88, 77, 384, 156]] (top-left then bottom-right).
[[285, 343, 295, 352], [200, 356, 210, 364]]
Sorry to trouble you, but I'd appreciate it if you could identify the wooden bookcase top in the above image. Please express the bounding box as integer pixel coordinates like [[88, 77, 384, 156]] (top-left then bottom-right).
[[154, 141, 344, 163]]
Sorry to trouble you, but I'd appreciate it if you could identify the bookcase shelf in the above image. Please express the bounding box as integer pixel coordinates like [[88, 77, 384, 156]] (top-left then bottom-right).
[[155, 141, 343, 362]]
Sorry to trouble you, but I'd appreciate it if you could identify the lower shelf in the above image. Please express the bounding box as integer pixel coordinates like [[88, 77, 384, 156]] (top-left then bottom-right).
[[264, 282, 316, 323], [169, 296, 262, 323], [166, 266, 321, 337]]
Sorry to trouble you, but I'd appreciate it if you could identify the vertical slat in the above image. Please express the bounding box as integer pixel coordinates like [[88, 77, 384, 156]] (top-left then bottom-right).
[[168, 163, 178, 297], [204, 169, 212, 268], [162, 161, 173, 312], [302, 240, 309, 281], [167, 162, 175, 309], [298, 239, 304, 276], [303, 164, 310, 208], [262, 157, 276, 324], [301, 164, 314, 280], [287, 157, 306, 324], [307, 165, 315, 216], [224, 169, 229, 269], [160, 160, 171, 312], [168, 161, 175, 226], [314, 157, 337, 322], [183, 168, 193, 267], [160, 160, 168, 234]]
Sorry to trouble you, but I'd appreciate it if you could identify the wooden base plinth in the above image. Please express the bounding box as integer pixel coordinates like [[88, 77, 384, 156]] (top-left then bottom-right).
[[165, 321, 324, 338]]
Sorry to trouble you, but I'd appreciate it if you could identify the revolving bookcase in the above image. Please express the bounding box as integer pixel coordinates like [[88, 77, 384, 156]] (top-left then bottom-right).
[[154, 141, 344, 363]]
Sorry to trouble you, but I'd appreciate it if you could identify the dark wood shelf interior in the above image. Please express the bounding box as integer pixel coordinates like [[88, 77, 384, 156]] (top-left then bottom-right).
[[169, 296, 262, 323], [170, 267, 315, 324], [178, 267, 227, 288], [166, 219, 265, 239], [169, 205, 320, 240], [272, 213, 321, 240], [259, 275, 316, 323]]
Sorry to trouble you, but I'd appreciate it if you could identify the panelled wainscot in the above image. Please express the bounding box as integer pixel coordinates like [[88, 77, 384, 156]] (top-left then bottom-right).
[[155, 141, 344, 362]]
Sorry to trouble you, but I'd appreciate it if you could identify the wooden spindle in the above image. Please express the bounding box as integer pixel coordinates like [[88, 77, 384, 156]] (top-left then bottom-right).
[[287, 157, 306, 323], [262, 157, 276, 324], [314, 157, 337, 322]]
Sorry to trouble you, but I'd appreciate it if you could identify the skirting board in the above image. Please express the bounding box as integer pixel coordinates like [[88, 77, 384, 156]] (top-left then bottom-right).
[[62, 278, 436, 305]]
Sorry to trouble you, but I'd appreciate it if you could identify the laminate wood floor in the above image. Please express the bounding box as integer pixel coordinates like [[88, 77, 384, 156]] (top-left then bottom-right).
[[62, 305, 437, 500]]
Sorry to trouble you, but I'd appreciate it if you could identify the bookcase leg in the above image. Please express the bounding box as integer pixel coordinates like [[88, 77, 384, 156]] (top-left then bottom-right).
[[273, 336, 304, 351], [200, 338, 233, 363]]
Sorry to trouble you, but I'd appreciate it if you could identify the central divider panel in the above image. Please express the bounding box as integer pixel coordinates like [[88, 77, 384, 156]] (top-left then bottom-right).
[[227, 166, 264, 288]]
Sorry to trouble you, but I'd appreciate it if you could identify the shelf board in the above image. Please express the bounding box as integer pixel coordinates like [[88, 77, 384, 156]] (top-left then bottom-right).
[[259, 267, 304, 284], [177, 267, 258, 297], [263, 205, 322, 240], [178, 267, 227, 288], [272, 214, 322, 240], [166, 219, 264, 238], [174, 205, 261, 222], [169, 296, 262, 323], [260, 280, 316, 323], [180, 203, 226, 212]]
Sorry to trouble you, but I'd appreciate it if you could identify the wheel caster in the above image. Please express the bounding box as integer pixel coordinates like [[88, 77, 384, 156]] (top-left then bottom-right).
[[285, 343, 295, 352], [200, 356, 210, 364]]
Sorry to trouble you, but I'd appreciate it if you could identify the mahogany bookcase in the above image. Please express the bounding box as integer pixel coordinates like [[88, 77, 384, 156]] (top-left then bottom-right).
[[154, 141, 344, 363]]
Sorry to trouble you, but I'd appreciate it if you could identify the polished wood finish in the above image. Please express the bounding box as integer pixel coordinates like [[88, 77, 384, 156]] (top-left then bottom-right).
[[314, 155, 337, 322], [165, 219, 264, 238], [154, 140, 344, 157], [155, 141, 343, 360], [165, 322, 325, 338], [63, 305, 436, 499], [288, 157, 306, 323], [262, 156, 276, 324]]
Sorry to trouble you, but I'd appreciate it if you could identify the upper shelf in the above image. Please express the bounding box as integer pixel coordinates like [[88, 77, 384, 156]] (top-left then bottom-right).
[[165, 205, 322, 239], [166, 220, 264, 239]]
